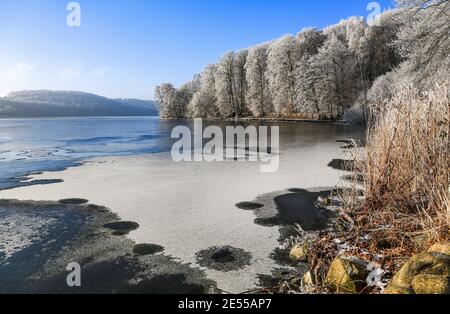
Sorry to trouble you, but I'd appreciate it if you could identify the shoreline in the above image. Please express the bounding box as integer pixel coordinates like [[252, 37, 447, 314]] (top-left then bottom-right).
[[228, 117, 338, 124], [159, 117, 342, 125]]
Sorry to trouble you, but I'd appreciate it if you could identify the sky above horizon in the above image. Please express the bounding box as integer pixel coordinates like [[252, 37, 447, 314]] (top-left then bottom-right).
[[0, 0, 394, 100]]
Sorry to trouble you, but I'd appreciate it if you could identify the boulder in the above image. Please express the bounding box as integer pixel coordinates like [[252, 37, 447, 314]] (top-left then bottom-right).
[[428, 242, 450, 256], [324, 256, 369, 293], [385, 252, 450, 294], [289, 243, 308, 262], [411, 274, 450, 294], [384, 285, 414, 294]]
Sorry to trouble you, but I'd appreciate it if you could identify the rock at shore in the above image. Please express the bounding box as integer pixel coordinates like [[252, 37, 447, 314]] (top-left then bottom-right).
[[385, 248, 450, 294], [324, 256, 369, 293], [428, 242, 450, 256], [289, 244, 308, 263], [411, 274, 450, 294], [383, 285, 414, 294]]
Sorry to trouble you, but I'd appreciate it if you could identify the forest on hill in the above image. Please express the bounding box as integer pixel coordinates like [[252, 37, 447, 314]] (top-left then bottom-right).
[[0, 90, 159, 118]]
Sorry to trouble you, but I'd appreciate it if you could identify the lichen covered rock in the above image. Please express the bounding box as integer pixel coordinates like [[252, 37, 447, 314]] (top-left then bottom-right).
[[384, 284, 414, 294], [289, 243, 308, 262], [411, 274, 450, 294], [428, 242, 450, 256], [385, 251, 450, 294], [324, 256, 369, 293]]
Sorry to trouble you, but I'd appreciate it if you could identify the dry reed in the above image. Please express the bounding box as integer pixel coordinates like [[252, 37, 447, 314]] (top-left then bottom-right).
[[354, 84, 449, 258]]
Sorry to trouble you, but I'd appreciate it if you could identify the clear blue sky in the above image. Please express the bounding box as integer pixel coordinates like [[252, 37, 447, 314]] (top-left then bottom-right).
[[0, 0, 394, 99]]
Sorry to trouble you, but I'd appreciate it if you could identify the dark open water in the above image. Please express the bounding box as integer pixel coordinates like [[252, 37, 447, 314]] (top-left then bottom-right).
[[0, 117, 177, 189]]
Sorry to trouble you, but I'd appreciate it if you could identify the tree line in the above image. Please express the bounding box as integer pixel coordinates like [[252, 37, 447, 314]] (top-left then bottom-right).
[[155, 0, 448, 122]]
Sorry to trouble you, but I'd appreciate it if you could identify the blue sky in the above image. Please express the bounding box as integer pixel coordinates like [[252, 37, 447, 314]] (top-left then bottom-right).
[[0, 0, 394, 99]]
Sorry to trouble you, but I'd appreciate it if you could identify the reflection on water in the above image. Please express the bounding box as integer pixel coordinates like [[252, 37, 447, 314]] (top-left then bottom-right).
[[0, 117, 364, 189]]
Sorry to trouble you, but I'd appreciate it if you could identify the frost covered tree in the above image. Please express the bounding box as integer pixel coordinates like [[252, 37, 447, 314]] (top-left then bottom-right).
[[367, 72, 398, 106], [234, 50, 249, 117], [294, 28, 327, 116], [216, 52, 238, 118], [395, 0, 450, 86], [154, 83, 176, 119], [174, 84, 193, 118], [155, 0, 447, 121], [310, 34, 357, 119], [358, 10, 403, 84], [341, 17, 368, 93], [183, 74, 202, 98], [295, 55, 324, 118], [215, 51, 249, 119], [188, 65, 218, 118], [154, 82, 194, 119], [245, 44, 273, 117], [296, 28, 327, 57], [364, 0, 449, 111], [267, 35, 301, 115]]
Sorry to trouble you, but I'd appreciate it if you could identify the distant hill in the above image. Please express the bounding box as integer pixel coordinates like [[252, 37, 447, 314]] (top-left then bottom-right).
[[0, 90, 159, 117]]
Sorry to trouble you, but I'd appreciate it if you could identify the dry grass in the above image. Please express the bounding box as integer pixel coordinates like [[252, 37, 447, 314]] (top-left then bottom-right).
[[305, 84, 449, 292], [353, 84, 449, 259], [265, 85, 449, 294]]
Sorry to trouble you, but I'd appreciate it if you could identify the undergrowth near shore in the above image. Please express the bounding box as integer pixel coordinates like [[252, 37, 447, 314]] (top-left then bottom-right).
[[319, 84, 448, 293], [353, 84, 449, 258], [267, 84, 449, 294]]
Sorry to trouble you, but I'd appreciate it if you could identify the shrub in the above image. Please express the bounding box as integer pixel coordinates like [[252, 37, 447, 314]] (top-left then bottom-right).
[[356, 84, 449, 254]]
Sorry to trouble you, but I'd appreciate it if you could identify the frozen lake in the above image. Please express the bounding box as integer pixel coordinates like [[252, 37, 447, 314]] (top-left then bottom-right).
[[0, 117, 363, 292]]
